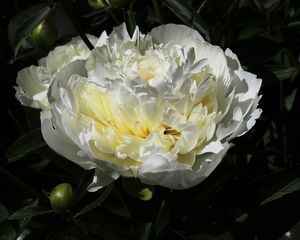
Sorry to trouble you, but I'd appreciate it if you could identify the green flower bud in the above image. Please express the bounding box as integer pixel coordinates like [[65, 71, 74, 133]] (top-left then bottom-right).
[[50, 183, 75, 213], [122, 178, 154, 201], [31, 20, 57, 49]]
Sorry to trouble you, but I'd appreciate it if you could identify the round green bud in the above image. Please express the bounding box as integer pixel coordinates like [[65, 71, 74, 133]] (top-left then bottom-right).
[[122, 178, 154, 201], [50, 183, 75, 213], [31, 20, 57, 49]]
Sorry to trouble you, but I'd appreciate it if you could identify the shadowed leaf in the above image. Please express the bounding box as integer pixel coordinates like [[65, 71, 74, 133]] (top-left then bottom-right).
[[154, 200, 170, 237], [285, 89, 298, 111], [261, 178, 300, 206], [8, 206, 53, 220], [0, 222, 16, 240], [160, 0, 210, 41], [5, 128, 45, 163], [0, 204, 9, 223], [74, 183, 113, 218], [13, 6, 51, 57]]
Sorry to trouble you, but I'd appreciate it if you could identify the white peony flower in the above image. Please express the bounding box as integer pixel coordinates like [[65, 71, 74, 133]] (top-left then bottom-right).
[[15, 35, 98, 109], [16, 23, 262, 190]]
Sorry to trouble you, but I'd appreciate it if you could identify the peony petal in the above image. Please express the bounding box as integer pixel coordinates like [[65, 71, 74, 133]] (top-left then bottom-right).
[[87, 168, 119, 192], [96, 31, 108, 46], [45, 36, 96, 74], [138, 142, 230, 189], [225, 48, 241, 70], [193, 42, 229, 80], [150, 24, 205, 46], [15, 66, 50, 109], [175, 123, 200, 154], [198, 140, 224, 154], [41, 110, 96, 170], [233, 70, 262, 102]]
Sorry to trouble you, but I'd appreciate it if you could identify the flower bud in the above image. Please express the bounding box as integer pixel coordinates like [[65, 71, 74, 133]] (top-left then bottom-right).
[[31, 20, 57, 49], [122, 178, 154, 201], [50, 183, 75, 213]]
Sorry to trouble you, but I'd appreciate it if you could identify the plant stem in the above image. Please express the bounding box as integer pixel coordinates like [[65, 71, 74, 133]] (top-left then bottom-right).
[[60, 0, 94, 50]]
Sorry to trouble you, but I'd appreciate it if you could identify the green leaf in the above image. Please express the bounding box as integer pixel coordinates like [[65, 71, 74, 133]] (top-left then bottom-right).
[[238, 26, 264, 40], [16, 229, 31, 240], [5, 128, 46, 163], [249, 171, 297, 204], [285, 88, 298, 111], [125, 9, 136, 37], [261, 178, 300, 206], [272, 66, 298, 81], [24, 107, 41, 130], [81, 6, 109, 18], [191, 232, 234, 240], [8, 206, 53, 220], [90, 14, 109, 29], [74, 183, 113, 218], [75, 169, 95, 203], [139, 222, 152, 240], [0, 204, 9, 223], [160, 0, 210, 41], [288, 20, 300, 28], [60, 0, 94, 50], [50, 226, 88, 240], [7, 108, 28, 133], [152, 0, 167, 24], [37, 146, 83, 181], [0, 222, 16, 240], [196, 0, 210, 14], [0, 167, 39, 198], [13, 6, 51, 57], [263, 0, 281, 11], [242, 191, 300, 239], [154, 200, 170, 237], [101, 185, 131, 218], [87, 224, 130, 240]]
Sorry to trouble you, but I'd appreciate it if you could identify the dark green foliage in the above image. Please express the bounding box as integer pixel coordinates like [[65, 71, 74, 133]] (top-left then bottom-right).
[[0, 0, 299, 239], [13, 6, 52, 57]]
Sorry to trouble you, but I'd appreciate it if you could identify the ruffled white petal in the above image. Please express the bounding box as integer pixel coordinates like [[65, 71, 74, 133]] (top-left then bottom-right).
[[150, 24, 205, 46], [41, 110, 95, 170], [15, 66, 50, 109], [15, 36, 96, 110]]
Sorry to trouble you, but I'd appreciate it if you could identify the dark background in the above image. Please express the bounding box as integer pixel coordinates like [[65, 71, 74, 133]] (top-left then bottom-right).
[[0, 0, 300, 239]]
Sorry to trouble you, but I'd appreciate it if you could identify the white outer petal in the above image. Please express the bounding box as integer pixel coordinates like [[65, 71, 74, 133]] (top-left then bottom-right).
[[44, 35, 97, 74], [15, 66, 50, 109], [41, 110, 95, 170], [150, 24, 205, 46], [138, 142, 230, 189], [193, 42, 229, 81], [87, 168, 119, 192], [108, 23, 140, 42], [225, 48, 242, 70]]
